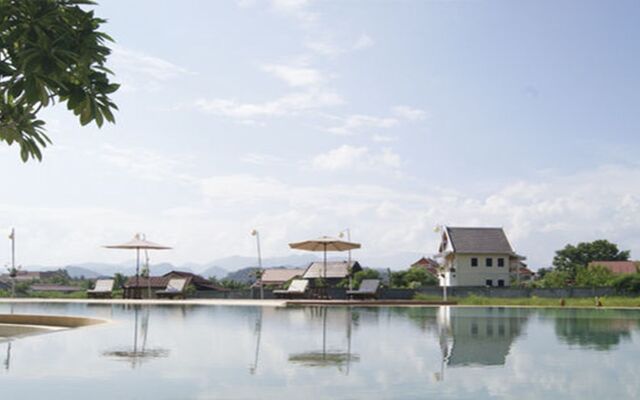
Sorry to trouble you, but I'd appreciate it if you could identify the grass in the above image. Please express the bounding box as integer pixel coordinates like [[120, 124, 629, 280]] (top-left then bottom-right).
[[414, 293, 640, 308]]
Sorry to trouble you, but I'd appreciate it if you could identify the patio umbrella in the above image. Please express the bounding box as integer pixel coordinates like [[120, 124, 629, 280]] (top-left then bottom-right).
[[104, 234, 172, 299], [289, 236, 360, 279]]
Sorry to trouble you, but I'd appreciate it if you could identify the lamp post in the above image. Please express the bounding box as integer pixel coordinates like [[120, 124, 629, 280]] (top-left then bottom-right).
[[251, 229, 264, 300], [7, 228, 18, 298], [338, 228, 352, 291]]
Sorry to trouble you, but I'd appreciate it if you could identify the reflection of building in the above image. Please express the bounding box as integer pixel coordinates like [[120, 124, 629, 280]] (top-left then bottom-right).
[[438, 307, 530, 367], [436, 226, 526, 287]]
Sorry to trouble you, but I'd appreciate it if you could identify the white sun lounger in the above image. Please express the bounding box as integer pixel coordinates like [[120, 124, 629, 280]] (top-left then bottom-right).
[[87, 279, 115, 299], [156, 278, 188, 299], [273, 279, 308, 298]]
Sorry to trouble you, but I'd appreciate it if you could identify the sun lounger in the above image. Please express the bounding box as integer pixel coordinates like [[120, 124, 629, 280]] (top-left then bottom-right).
[[87, 279, 115, 299], [273, 279, 308, 299], [156, 278, 188, 299], [346, 279, 380, 299]]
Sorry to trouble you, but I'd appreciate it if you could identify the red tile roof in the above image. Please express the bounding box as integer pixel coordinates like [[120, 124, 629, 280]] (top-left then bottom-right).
[[589, 261, 637, 275]]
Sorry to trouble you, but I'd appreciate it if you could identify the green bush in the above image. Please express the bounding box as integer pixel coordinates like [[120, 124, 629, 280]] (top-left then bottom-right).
[[390, 267, 437, 288], [611, 274, 640, 293], [575, 264, 615, 287], [337, 268, 380, 288]]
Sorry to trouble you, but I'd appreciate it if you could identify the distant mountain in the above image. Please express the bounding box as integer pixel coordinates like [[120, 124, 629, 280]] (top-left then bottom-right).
[[65, 266, 103, 279], [200, 265, 228, 279], [24, 251, 428, 280], [224, 267, 260, 284]]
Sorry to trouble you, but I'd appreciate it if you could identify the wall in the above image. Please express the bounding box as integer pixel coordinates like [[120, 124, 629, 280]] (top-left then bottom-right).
[[452, 254, 512, 287]]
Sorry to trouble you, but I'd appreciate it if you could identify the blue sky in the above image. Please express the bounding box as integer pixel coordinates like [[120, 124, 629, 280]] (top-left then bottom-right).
[[1, 0, 639, 269]]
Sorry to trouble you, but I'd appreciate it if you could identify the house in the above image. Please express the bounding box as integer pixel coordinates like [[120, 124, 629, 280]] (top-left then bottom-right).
[[510, 264, 535, 282], [256, 268, 305, 288], [302, 261, 362, 287], [123, 270, 225, 298], [588, 261, 638, 275], [435, 226, 525, 287], [410, 257, 440, 277]]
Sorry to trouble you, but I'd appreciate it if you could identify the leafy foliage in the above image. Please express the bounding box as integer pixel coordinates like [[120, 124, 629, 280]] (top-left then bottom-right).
[[390, 267, 437, 288], [552, 240, 630, 280], [611, 274, 640, 293], [535, 269, 572, 288], [337, 268, 380, 288], [0, 0, 119, 161], [575, 264, 615, 287]]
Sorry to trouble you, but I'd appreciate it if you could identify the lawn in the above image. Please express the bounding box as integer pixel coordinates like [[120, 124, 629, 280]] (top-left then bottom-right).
[[413, 293, 640, 308]]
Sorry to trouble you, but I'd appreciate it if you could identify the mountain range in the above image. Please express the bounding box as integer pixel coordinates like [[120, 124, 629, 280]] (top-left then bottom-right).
[[26, 251, 427, 280]]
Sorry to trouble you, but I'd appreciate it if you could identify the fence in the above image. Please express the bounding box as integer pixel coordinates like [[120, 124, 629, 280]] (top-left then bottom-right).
[[195, 286, 625, 300]]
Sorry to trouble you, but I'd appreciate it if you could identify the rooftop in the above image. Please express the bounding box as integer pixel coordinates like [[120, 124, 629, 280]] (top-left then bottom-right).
[[446, 227, 514, 254]]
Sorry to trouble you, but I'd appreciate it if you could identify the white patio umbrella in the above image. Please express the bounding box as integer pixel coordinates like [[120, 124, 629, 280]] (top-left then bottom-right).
[[289, 236, 361, 279], [104, 233, 172, 298]]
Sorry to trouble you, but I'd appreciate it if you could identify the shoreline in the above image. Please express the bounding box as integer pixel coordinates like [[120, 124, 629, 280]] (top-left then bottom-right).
[[1, 297, 640, 310]]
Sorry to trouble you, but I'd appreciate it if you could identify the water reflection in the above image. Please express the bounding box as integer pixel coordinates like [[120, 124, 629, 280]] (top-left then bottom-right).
[[3, 342, 10, 371], [102, 306, 169, 368], [288, 307, 360, 373], [544, 308, 638, 351], [2, 303, 640, 399], [249, 307, 262, 375]]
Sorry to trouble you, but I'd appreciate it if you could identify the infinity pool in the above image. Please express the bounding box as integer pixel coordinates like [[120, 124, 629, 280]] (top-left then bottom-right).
[[0, 303, 639, 399]]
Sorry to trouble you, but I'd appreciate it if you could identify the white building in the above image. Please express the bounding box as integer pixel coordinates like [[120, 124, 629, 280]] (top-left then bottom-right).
[[436, 226, 525, 287]]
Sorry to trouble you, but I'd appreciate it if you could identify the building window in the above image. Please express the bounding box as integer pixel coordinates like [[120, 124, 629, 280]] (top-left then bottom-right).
[[471, 322, 478, 335], [498, 279, 505, 287], [485, 258, 493, 267], [486, 279, 493, 287], [497, 258, 505, 267], [471, 257, 478, 267]]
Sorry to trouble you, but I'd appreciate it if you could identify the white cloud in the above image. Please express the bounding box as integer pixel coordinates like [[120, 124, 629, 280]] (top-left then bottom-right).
[[195, 89, 343, 120], [240, 153, 285, 165], [392, 105, 428, 121], [98, 144, 195, 184], [311, 145, 403, 174], [262, 64, 324, 87], [311, 145, 369, 171], [373, 134, 397, 143], [328, 114, 399, 135], [269, 0, 318, 26], [353, 33, 374, 50], [109, 46, 192, 92]]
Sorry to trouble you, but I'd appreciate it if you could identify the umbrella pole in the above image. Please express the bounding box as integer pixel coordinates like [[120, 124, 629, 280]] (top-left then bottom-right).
[[323, 244, 327, 280], [136, 248, 140, 299]]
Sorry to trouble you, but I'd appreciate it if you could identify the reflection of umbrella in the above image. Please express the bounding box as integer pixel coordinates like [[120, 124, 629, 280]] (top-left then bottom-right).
[[104, 234, 171, 299], [289, 236, 360, 279], [102, 306, 169, 368], [288, 307, 359, 372]]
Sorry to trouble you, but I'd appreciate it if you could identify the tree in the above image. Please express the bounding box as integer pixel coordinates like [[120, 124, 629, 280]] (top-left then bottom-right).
[[536, 269, 571, 288], [338, 268, 380, 288], [390, 267, 438, 288], [113, 272, 126, 289], [575, 264, 614, 287], [552, 240, 630, 279], [0, 0, 119, 161]]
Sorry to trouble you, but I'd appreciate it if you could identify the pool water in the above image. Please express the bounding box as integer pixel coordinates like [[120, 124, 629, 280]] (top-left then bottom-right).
[[0, 303, 639, 399]]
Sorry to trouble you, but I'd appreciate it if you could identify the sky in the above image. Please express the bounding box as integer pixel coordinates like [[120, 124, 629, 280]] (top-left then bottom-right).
[[1, 0, 640, 269]]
